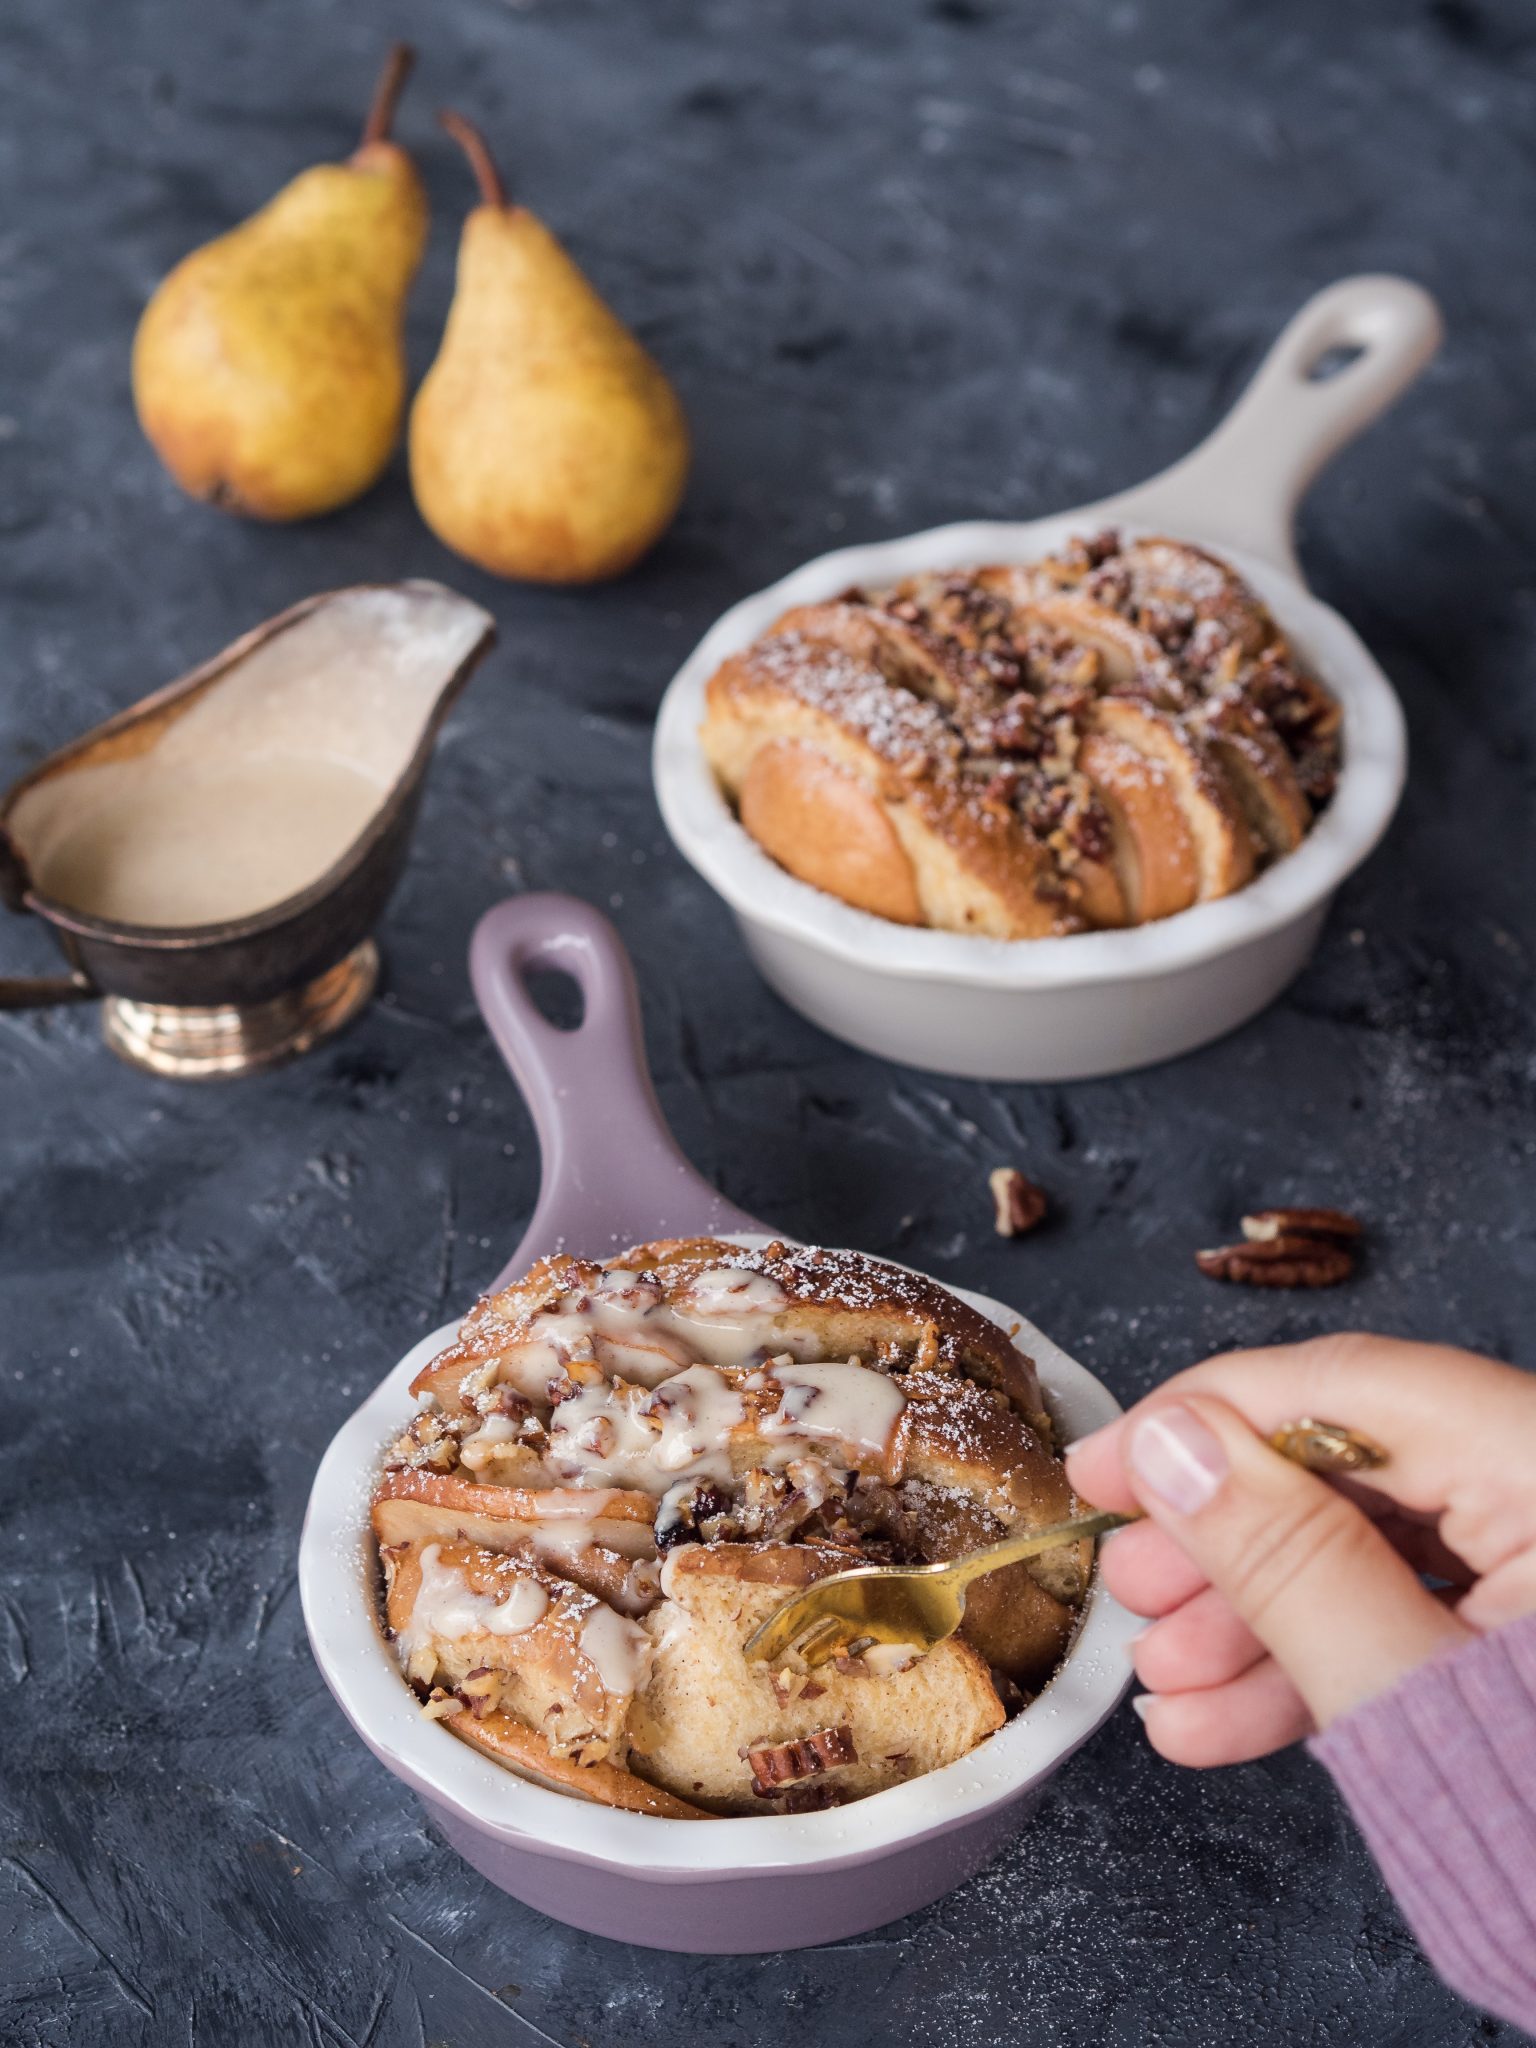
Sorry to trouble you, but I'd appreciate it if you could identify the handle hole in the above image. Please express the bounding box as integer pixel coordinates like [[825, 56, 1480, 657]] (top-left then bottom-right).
[[1306, 341, 1366, 383], [523, 966, 585, 1033]]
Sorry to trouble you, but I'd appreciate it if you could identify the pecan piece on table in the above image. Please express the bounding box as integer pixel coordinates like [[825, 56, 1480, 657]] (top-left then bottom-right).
[[990, 1166, 1047, 1238], [743, 1725, 858, 1796], [1240, 1206, 1362, 1245], [1195, 1236, 1354, 1289]]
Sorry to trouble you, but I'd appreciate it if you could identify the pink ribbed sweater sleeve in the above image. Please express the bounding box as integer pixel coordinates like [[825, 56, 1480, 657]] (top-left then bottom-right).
[[1308, 1610, 1536, 2036]]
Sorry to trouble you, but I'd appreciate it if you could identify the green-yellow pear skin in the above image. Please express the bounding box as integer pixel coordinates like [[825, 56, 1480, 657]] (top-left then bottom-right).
[[131, 46, 427, 522], [409, 116, 690, 584]]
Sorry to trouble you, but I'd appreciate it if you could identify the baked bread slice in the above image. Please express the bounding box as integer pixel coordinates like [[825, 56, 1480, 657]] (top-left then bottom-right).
[[382, 1537, 651, 1763], [376, 1238, 1087, 1818], [414, 1237, 1047, 1435], [699, 531, 1337, 939], [449, 1706, 708, 1817], [626, 1544, 1006, 1813], [1195, 692, 1310, 859], [702, 621, 1073, 938]]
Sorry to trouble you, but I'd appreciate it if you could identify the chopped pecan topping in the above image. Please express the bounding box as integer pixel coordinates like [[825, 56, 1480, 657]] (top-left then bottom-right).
[[990, 1166, 1047, 1238], [1195, 1236, 1353, 1289], [655, 1477, 736, 1550], [984, 692, 1042, 756], [743, 1725, 859, 1795], [1241, 1206, 1362, 1245], [458, 1667, 505, 1719], [420, 1687, 463, 1721]]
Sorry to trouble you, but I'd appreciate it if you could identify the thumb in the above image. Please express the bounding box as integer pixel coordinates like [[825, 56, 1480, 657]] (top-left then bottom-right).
[[1124, 1394, 1471, 1727]]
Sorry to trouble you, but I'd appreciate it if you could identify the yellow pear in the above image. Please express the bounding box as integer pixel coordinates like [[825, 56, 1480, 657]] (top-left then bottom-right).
[[409, 115, 690, 584], [132, 46, 428, 521]]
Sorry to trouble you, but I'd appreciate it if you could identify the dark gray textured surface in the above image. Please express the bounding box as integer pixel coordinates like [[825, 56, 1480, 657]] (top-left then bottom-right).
[[3, 1, 1534, 2042]]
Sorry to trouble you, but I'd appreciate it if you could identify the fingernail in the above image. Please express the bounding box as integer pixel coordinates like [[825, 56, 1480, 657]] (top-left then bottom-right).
[[1130, 1693, 1152, 1721], [1061, 1426, 1108, 1456], [1129, 1404, 1228, 1515]]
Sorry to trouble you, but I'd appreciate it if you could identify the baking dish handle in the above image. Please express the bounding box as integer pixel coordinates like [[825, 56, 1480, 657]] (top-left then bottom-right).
[[1108, 274, 1444, 580], [471, 893, 766, 1288]]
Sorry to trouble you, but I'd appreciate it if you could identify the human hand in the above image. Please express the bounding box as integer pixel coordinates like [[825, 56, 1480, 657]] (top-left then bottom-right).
[[1064, 1334, 1536, 1765]]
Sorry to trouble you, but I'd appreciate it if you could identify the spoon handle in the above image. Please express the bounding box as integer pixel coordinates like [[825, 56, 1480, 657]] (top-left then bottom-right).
[[947, 1507, 1138, 1589]]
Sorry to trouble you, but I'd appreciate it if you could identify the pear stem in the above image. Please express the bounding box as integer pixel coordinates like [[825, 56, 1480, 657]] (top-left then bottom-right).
[[439, 110, 509, 209], [361, 42, 415, 148]]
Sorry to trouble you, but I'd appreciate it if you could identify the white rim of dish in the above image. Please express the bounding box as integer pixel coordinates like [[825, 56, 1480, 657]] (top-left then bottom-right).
[[652, 515, 1406, 987], [299, 1257, 1136, 1877]]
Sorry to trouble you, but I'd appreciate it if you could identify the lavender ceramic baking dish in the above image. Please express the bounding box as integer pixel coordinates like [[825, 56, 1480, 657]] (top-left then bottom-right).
[[299, 893, 1135, 1952]]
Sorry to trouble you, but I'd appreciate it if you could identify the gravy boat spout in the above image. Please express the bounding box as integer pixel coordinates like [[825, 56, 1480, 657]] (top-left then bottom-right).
[[0, 581, 495, 1076]]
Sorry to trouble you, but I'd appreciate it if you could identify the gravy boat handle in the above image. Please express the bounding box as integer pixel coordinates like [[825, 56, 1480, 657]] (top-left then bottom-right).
[[0, 969, 98, 1010], [470, 892, 766, 1288], [0, 833, 98, 1009]]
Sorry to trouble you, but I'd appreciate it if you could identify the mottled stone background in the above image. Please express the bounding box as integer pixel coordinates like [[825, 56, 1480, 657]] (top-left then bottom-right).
[[2, 1, 1533, 2042]]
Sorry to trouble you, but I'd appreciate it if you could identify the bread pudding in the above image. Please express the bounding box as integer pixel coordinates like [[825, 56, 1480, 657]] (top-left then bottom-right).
[[699, 530, 1340, 937], [373, 1238, 1091, 1817]]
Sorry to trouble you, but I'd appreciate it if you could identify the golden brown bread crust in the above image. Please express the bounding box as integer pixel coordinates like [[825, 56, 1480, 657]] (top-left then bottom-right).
[[739, 738, 923, 924], [895, 1370, 1088, 1603], [699, 530, 1337, 939], [1087, 697, 1254, 902], [1078, 730, 1198, 923], [449, 1707, 710, 1817], [1196, 693, 1310, 858], [702, 621, 1073, 938], [898, 1486, 1077, 1691], [411, 1237, 1046, 1431]]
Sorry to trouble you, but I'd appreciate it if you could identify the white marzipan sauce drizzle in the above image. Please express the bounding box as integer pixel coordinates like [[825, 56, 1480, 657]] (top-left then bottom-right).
[[578, 1603, 653, 1698], [396, 1542, 549, 1670], [457, 1265, 912, 1495], [410, 1268, 913, 1700]]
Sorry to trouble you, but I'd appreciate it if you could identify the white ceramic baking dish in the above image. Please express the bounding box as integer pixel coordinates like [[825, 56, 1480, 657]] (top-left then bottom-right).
[[653, 275, 1443, 1080], [299, 893, 1136, 1952]]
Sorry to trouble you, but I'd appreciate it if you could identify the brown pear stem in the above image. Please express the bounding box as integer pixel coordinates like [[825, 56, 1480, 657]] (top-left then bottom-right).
[[361, 43, 415, 148], [439, 110, 509, 209]]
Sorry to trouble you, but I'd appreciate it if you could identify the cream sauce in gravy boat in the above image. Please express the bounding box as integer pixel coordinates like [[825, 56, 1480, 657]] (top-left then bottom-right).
[[0, 581, 495, 1076]]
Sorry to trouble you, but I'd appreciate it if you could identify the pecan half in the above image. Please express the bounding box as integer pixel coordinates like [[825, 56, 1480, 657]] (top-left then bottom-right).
[[743, 1725, 858, 1795], [990, 1166, 1047, 1237], [1195, 1236, 1353, 1288], [1241, 1206, 1362, 1245]]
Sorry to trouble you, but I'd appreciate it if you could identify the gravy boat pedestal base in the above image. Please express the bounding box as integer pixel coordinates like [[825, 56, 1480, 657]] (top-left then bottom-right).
[[101, 938, 378, 1079]]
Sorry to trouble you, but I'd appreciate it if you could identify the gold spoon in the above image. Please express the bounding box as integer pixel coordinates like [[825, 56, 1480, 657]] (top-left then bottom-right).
[[742, 1415, 1386, 1671]]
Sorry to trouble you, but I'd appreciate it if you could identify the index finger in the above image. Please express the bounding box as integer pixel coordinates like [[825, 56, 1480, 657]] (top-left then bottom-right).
[[1066, 1333, 1535, 1522]]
